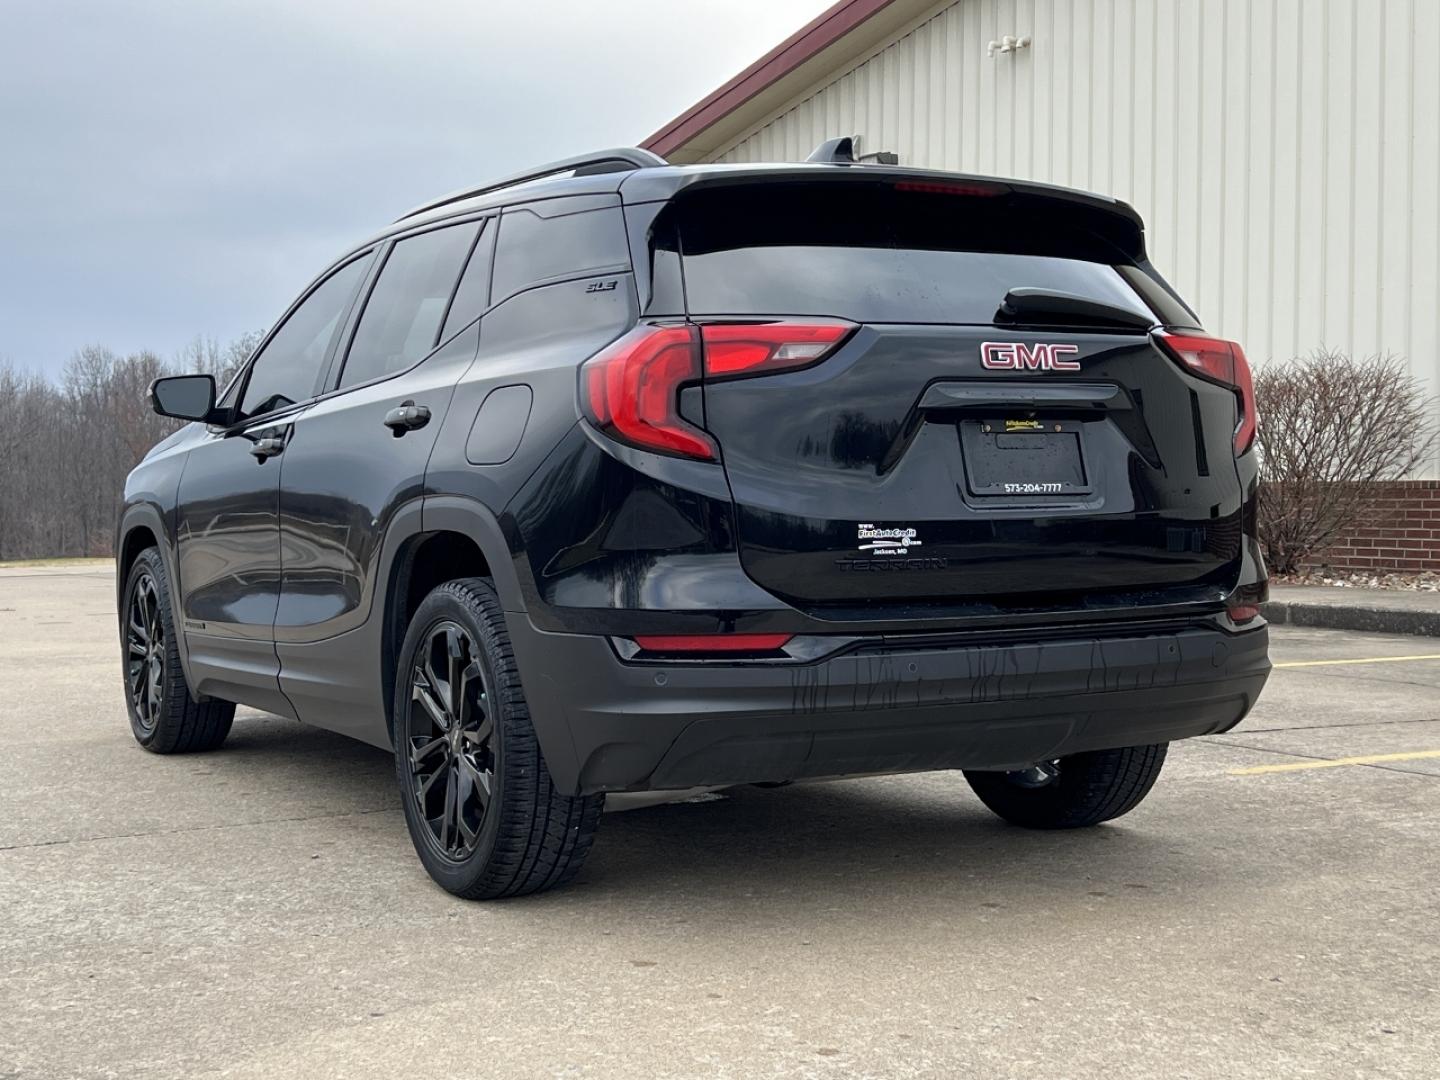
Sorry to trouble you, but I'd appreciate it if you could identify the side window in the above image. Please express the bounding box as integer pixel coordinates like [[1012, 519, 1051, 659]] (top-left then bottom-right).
[[439, 219, 495, 341], [337, 222, 477, 390], [490, 204, 629, 303], [240, 255, 370, 419]]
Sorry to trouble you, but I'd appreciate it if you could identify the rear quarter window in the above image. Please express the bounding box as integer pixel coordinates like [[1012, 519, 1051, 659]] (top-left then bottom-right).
[[491, 201, 630, 303]]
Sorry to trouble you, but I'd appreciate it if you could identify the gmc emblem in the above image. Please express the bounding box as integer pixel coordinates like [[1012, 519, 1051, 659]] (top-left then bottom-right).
[[980, 341, 1081, 371]]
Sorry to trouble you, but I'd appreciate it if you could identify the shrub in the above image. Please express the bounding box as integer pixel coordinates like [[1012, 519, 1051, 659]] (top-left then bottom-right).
[[1253, 350, 1437, 574]]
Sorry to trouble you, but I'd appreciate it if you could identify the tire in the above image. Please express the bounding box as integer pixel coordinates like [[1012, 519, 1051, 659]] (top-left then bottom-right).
[[121, 548, 235, 753], [393, 578, 604, 899], [964, 744, 1168, 829]]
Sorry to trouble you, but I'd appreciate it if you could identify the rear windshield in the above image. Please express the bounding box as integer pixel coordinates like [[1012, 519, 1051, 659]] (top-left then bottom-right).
[[672, 181, 1165, 324]]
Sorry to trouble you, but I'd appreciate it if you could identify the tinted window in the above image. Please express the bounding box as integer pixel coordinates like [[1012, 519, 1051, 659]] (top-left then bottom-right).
[[491, 204, 629, 301], [674, 183, 1154, 324], [339, 223, 477, 389], [440, 219, 495, 341], [241, 255, 370, 418], [1117, 264, 1200, 328]]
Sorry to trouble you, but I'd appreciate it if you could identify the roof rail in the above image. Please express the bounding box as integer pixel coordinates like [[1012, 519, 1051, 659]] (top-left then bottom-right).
[[394, 147, 669, 223]]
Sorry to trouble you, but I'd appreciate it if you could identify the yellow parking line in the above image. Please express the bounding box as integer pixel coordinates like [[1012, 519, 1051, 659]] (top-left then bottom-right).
[[1231, 750, 1440, 775], [1274, 654, 1440, 669]]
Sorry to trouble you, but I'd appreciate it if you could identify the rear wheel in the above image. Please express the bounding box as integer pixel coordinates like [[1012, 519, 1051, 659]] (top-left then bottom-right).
[[964, 744, 1168, 829], [122, 548, 234, 753], [394, 578, 604, 899]]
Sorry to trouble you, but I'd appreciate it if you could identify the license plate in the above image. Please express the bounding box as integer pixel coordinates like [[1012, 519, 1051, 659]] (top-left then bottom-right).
[[960, 420, 1090, 496]]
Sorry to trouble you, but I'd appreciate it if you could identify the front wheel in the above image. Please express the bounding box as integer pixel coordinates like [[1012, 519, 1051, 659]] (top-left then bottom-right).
[[393, 578, 604, 899], [964, 744, 1168, 829], [121, 548, 234, 753]]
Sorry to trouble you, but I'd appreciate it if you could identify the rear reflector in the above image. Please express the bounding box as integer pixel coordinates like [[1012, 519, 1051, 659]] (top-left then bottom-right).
[[581, 325, 718, 461], [632, 633, 793, 654], [701, 321, 854, 379], [1226, 580, 1268, 626], [1155, 331, 1257, 455]]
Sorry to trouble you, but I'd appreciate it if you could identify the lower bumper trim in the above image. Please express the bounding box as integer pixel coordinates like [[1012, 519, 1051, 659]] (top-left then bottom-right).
[[506, 616, 1271, 795]]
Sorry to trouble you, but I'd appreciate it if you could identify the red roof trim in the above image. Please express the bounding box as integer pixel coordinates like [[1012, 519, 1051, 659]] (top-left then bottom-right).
[[642, 0, 901, 158]]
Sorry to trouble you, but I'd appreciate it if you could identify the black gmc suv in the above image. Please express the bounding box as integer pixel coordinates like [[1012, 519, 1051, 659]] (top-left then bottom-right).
[[118, 143, 1270, 899]]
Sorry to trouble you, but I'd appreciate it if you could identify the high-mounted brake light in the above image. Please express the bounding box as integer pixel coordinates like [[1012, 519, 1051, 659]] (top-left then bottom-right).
[[1155, 331, 1257, 455], [893, 179, 1007, 198], [632, 633, 793, 654], [581, 325, 717, 461], [701, 321, 854, 378]]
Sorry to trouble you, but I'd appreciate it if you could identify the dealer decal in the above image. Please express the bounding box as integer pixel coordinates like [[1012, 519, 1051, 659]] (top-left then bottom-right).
[[856, 523, 922, 555]]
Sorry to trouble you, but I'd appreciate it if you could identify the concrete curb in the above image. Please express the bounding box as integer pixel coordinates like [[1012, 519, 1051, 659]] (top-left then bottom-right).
[[1262, 600, 1440, 639]]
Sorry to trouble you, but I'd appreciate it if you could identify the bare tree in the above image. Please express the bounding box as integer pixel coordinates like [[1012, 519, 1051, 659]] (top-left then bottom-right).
[[0, 361, 60, 558], [178, 329, 263, 392], [176, 336, 223, 376], [1254, 350, 1438, 574], [214, 329, 264, 397], [0, 330, 261, 561]]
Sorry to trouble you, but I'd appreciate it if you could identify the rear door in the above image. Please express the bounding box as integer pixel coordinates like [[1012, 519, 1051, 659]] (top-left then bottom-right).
[[673, 179, 1246, 611], [273, 218, 486, 734]]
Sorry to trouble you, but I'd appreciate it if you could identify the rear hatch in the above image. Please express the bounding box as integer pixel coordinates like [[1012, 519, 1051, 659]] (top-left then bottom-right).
[[672, 177, 1250, 611]]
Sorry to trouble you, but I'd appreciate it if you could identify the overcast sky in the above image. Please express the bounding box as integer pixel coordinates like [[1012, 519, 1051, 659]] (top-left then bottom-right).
[[0, 0, 831, 377]]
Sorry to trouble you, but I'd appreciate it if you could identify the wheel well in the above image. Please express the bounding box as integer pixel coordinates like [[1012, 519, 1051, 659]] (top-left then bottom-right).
[[118, 525, 159, 585], [383, 530, 492, 735]]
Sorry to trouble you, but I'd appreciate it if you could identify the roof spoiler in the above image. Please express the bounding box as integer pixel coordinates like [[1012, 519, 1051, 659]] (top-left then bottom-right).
[[640, 164, 1148, 263]]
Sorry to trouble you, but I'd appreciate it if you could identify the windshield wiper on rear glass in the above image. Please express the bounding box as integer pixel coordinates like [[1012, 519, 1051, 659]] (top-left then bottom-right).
[[994, 287, 1156, 331]]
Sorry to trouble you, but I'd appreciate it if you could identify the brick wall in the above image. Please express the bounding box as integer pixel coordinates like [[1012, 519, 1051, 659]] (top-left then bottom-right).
[[1302, 480, 1440, 572]]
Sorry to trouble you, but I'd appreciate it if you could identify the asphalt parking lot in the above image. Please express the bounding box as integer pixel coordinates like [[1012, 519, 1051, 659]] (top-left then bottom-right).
[[1, 564, 1437, 1079]]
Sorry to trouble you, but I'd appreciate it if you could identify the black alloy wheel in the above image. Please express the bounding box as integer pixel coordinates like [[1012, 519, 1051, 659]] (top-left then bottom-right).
[[403, 621, 497, 862], [126, 570, 165, 736], [392, 578, 604, 899], [120, 547, 234, 753]]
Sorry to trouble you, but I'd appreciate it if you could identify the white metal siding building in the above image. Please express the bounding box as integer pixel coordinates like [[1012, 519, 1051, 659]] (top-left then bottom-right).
[[645, 0, 1440, 472]]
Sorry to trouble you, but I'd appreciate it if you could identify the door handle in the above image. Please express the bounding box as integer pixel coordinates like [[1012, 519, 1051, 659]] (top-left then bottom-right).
[[383, 401, 431, 436], [249, 437, 286, 461]]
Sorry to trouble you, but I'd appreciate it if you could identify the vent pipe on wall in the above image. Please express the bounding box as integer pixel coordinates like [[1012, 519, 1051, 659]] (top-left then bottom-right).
[[987, 34, 1032, 57]]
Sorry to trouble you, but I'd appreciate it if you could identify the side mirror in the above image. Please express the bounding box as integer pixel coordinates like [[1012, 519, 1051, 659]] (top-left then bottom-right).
[[150, 374, 219, 422]]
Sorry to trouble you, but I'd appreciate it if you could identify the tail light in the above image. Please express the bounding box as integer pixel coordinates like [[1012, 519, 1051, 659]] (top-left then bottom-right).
[[580, 321, 854, 460], [581, 325, 717, 460], [701, 321, 854, 378], [1155, 331, 1256, 454]]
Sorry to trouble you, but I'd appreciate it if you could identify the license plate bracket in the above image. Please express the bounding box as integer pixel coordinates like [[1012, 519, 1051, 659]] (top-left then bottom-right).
[[960, 419, 1091, 497]]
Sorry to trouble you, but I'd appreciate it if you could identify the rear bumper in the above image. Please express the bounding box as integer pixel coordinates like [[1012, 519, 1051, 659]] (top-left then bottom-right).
[[507, 616, 1271, 796]]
